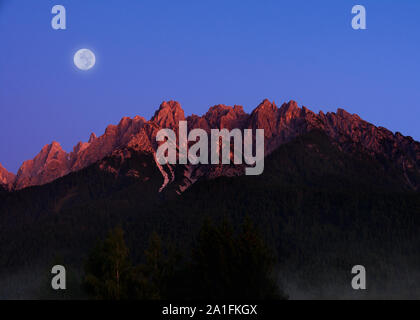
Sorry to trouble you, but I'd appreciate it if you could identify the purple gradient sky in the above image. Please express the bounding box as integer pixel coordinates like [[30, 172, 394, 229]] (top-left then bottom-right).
[[1, 0, 420, 173]]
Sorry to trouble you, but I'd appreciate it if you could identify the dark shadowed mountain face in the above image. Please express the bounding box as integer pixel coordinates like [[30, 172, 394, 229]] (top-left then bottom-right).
[[1, 129, 420, 299], [0, 185, 7, 196], [1, 100, 420, 299]]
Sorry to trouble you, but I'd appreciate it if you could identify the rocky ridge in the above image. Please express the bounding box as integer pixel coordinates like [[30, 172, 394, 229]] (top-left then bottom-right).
[[4, 99, 420, 192]]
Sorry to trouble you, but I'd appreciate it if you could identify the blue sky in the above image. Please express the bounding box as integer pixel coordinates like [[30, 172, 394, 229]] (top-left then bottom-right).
[[1, 0, 420, 172]]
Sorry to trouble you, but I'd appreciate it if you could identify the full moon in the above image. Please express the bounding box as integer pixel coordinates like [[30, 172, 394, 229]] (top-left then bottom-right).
[[74, 49, 96, 71]]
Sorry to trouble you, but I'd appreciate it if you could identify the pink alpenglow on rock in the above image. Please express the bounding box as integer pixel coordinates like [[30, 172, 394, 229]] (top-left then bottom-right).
[[0, 163, 15, 189], [5, 99, 420, 191]]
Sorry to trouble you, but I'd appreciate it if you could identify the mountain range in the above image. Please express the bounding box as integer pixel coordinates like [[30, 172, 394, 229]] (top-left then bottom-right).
[[2, 99, 420, 299], [1, 99, 420, 193]]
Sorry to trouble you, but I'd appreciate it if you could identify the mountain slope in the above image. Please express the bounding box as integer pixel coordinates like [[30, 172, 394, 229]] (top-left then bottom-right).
[[1, 130, 420, 298], [0, 130, 418, 262], [0, 163, 15, 189], [7, 99, 420, 192]]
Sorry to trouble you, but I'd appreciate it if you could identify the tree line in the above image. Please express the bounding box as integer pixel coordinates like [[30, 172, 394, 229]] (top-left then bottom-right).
[[83, 218, 287, 300]]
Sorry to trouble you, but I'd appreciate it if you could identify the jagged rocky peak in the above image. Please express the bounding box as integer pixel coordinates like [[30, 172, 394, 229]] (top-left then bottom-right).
[[278, 100, 301, 117], [7, 98, 420, 192], [248, 99, 278, 120], [70, 116, 146, 171], [0, 162, 15, 187], [187, 114, 211, 131], [33, 141, 69, 166], [248, 99, 279, 138], [118, 116, 131, 127], [14, 141, 71, 190], [73, 141, 89, 154], [117, 116, 145, 134], [204, 104, 248, 129], [151, 100, 185, 129], [88, 133, 97, 143], [12, 113, 149, 190], [255, 99, 278, 112], [335, 108, 362, 121]]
